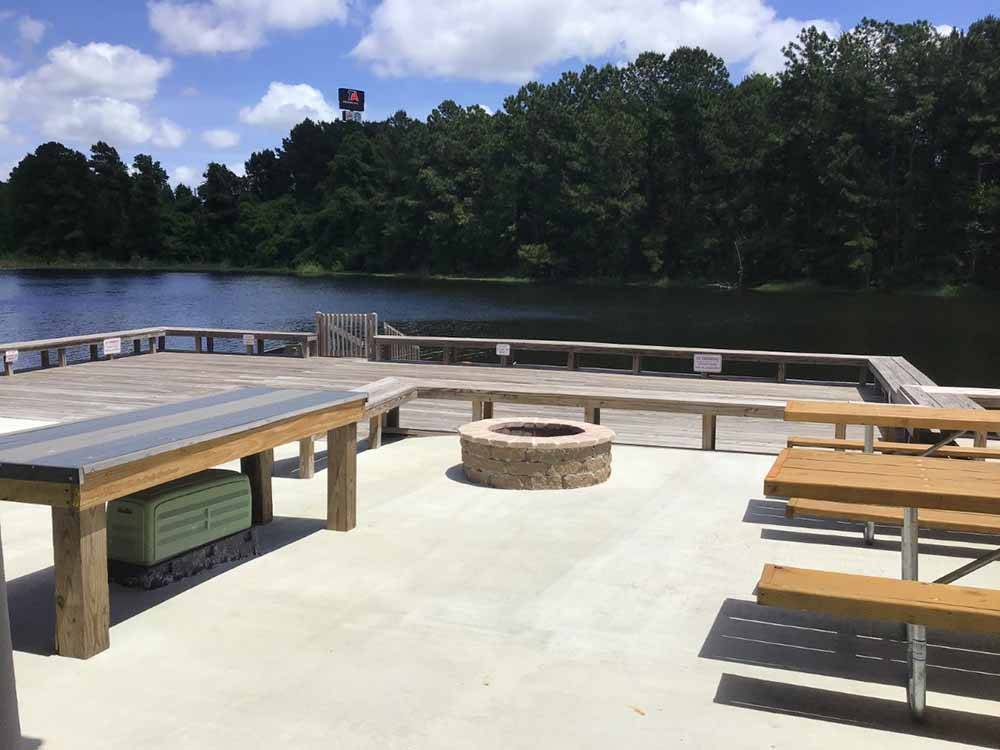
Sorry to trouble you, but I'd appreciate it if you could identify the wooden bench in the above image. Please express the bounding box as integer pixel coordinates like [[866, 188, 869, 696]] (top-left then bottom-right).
[[163, 327, 318, 358], [785, 498, 1000, 536], [786, 435, 1000, 460], [296, 377, 419, 477], [756, 564, 1000, 635]]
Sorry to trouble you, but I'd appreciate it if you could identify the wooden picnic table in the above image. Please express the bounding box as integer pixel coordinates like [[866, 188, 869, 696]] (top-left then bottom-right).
[[764, 445, 1000, 719], [0, 387, 366, 659]]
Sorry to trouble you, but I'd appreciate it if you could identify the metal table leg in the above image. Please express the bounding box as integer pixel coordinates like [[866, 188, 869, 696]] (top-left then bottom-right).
[[901, 506, 926, 720]]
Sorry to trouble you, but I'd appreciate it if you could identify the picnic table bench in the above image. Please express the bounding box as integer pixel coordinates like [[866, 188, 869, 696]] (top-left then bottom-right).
[[0, 387, 365, 659], [757, 400, 1000, 720]]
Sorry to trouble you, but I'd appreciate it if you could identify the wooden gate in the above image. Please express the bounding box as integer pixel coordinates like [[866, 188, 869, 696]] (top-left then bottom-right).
[[382, 323, 421, 361], [315, 312, 378, 359]]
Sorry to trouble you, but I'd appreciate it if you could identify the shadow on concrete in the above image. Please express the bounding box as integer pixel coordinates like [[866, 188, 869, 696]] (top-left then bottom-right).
[[444, 464, 475, 486], [745, 498, 1000, 552], [700, 598, 1000, 702], [5, 515, 325, 656], [714, 673, 1000, 748], [19, 738, 43, 749], [271, 435, 401, 479]]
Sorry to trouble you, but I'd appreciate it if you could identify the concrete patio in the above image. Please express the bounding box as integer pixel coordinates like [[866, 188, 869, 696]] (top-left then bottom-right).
[[4, 435, 1000, 749]]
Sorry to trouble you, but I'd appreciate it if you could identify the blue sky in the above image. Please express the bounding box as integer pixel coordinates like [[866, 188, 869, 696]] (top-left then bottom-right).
[[0, 1, 995, 187]]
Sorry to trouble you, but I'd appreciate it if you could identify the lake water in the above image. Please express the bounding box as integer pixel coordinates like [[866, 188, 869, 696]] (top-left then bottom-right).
[[0, 270, 996, 387]]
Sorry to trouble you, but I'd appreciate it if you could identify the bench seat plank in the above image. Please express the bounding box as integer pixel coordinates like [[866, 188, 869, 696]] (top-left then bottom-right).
[[786, 436, 1000, 460], [785, 498, 1000, 535], [757, 563, 1000, 634]]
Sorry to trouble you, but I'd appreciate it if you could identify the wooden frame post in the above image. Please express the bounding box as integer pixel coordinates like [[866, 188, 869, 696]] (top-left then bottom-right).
[[777, 362, 786, 383], [584, 406, 601, 424], [241, 449, 274, 525], [194, 336, 203, 353], [58, 348, 68, 366], [472, 400, 485, 421], [631, 354, 641, 375], [702, 414, 717, 451], [327, 422, 358, 532], [298, 437, 315, 479], [368, 415, 383, 449], [366, 312, 378, 361], [52, 505, 110, 659], [442, 347, 453, 365]]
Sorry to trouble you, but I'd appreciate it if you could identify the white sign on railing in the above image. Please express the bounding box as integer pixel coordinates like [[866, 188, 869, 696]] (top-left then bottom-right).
[[693, 353, 722, 373], [243, 334, 255, 347], [102, 338, 121, 356], [4, 350, 18, 363], [496, 343, 511, 357]]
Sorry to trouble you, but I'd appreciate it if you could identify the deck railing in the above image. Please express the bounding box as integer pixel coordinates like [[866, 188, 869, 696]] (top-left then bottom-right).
[[315, 312, 378, 359]]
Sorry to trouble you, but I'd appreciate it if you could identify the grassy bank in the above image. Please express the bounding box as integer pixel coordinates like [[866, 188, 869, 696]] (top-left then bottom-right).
[[0, 255, 991, 297]]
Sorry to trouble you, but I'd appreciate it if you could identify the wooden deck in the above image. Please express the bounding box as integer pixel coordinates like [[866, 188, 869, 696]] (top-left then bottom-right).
[[0, 353, 875, 453]]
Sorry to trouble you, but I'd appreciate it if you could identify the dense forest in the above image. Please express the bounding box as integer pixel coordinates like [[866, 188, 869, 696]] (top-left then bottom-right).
[[1, 17, 999, 289]]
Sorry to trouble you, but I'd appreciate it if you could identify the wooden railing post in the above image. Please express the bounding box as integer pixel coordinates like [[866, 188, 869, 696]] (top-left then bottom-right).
[[584, 406, 600, 424], [631, 354, 641, 375], [89, 344, 99, 361], [702, 414, 717, 450], [58, 348, 68, 366], [777, 362, 786, 383], [366, 312, 378, 361]]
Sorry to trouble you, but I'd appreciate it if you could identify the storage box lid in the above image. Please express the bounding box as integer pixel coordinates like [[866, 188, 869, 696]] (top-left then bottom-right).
[[124, 468, 246, 508]]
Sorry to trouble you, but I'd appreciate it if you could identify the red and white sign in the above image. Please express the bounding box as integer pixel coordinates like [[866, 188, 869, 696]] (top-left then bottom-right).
[[4, 350, 18, 363], [103, 337, 122, 356]]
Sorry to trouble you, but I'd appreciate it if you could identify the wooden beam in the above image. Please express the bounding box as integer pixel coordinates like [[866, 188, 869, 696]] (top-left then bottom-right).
[[52, 506, 110, 659], [702, 414, 717, 451], [631, 354, 641, 374], [240, 449, 274, 525], [58, 348, 67, 367], [327, 422, 357, 532], [298, 437, 315, 479], [368, 415, 383, 449]]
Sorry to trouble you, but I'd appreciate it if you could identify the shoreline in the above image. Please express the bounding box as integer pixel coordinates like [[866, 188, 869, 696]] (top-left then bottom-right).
[[0, 257, 988, 298]]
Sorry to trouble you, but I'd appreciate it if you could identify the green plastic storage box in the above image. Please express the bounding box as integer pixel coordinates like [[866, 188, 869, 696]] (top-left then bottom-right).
[[108, 469, 252, 566]]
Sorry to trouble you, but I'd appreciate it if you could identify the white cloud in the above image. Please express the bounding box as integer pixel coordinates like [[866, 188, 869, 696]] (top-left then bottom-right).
[[18, 15, 46, 46], [148, 0, 350, 54], [353, 0, 840, 82], [39, 97, 187, 148], [0, 42, 184, 150], [202, 127, 240, 148], [171, 164, 200, 187], [239, 82, 337, 128], [474, 104, 493, 115], [227, 160, 246, 177], [27, 42, 172, 102], [935, 24, 955, 37]]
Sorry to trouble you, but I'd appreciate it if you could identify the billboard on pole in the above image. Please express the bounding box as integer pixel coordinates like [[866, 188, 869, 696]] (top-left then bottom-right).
[[338, 88, 365, 112]]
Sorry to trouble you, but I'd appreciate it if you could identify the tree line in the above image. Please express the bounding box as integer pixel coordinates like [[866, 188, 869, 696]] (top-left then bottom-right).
[[1, 17, 999, 289]]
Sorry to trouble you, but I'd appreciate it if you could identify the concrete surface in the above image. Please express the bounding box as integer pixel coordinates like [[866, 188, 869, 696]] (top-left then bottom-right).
[[3, 436, 1000, 749]]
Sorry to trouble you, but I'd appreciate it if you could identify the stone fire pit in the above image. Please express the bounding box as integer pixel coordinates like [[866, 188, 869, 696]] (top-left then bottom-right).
[[459, 418, 614, 490]]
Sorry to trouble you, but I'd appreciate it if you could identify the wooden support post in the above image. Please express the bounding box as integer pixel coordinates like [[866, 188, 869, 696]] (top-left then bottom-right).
[[777, 362, 786, 383], [327, 422, 358, 532], [499, 355, 509, 367], [58, 348, 67, 367], [632, 354, 641, 375], [702, 414, 717, 451], [41, 350, 50, 368], [584, 406, 601, 424], [298, 437, 315, 479], [51, 505, 110, 659], [385, 407, 400, 430], [858, 366, 868, 386], [369, 415, 383, 449], [471, 400, 485, 421], [834, 423, 847, 451], [975, 431, 988, 461], [194, 336, 202, 353], [366, 312, 378, 362], [442, 347, 453, 365], [206, 336, 214, 353], [256, 339, 265, 355], [89, 344, 99, 361], [301, 340, 310, 358], [241, 449, 274, 525], [483, 401, 494, 419], [132, 339, 141, 355], [567, 351, 576, 370], [2, 361, 11, 377], [147, 336, 156, 354]]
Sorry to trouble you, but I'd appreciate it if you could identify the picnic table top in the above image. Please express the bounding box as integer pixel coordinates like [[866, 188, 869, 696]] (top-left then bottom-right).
[[0, 387, 366, 484], [784, 399, 1000, 431], [764, 447, 1000, 515]]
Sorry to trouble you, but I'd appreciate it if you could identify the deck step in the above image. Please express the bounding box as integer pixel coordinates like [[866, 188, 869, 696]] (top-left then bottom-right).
[[786, 436, 999, 460], [756, 564, 1000, 634], [786, 498, 1000, 535]]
